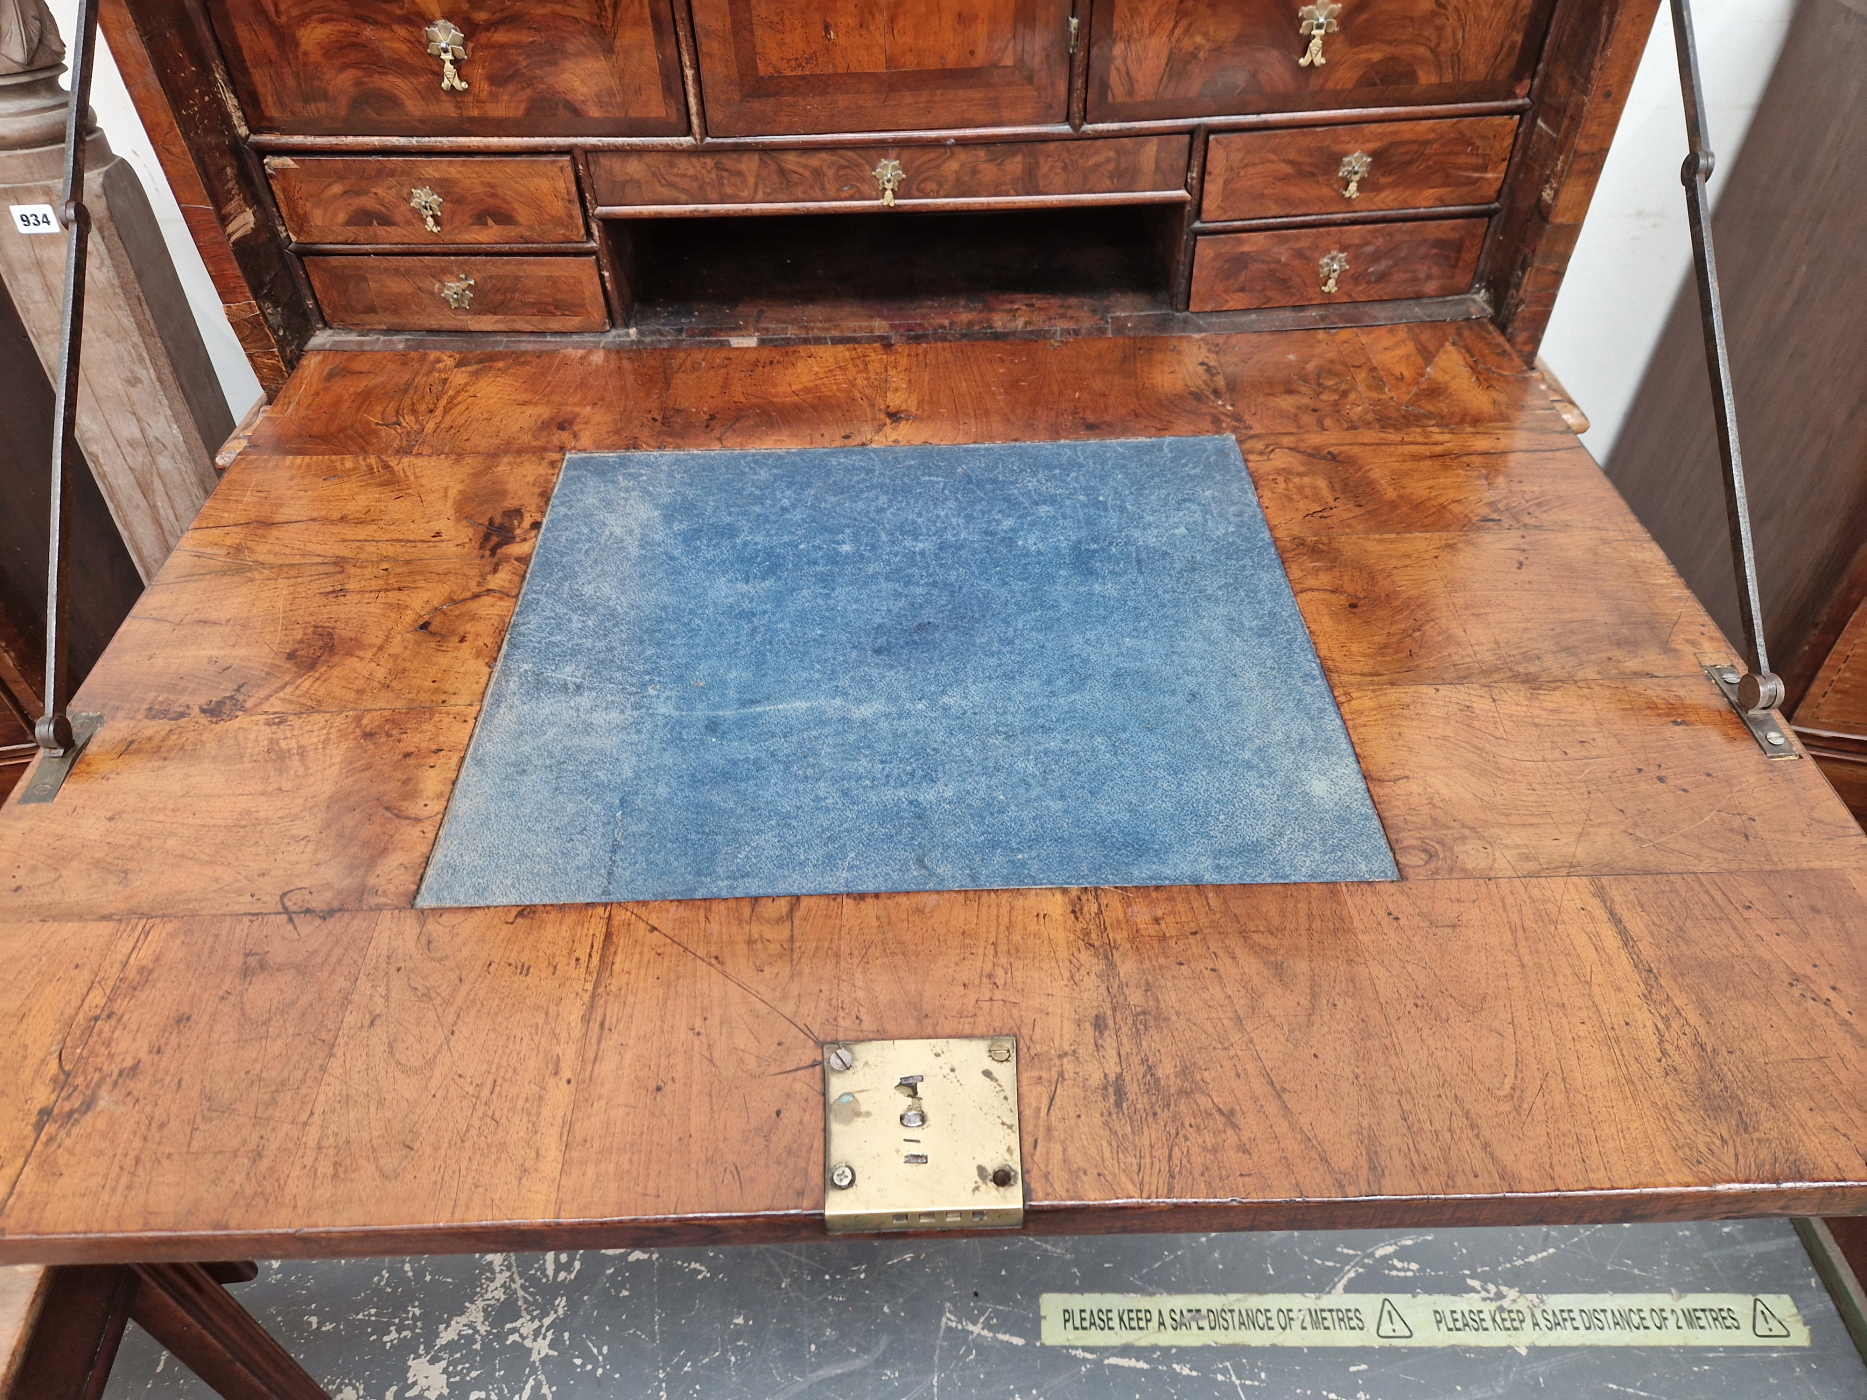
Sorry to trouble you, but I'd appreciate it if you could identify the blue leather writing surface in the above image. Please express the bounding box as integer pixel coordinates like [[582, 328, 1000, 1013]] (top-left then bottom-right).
[[417, 437, 1396, 907]]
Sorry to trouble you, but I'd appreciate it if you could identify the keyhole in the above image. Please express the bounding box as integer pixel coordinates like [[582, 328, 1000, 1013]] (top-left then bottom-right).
[[897, 1074, 926, 1128]]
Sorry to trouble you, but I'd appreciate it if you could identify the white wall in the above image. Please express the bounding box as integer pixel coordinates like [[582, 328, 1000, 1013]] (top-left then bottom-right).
[[46, 0, 264, 422], [1539, 0, 1794, 461]]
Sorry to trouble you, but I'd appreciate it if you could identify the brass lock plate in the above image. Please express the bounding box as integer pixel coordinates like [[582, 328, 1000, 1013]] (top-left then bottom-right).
[[822, 1037, 1023, 1234]]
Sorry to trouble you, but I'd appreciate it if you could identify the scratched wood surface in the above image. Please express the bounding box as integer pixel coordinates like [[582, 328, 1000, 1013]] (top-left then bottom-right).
[[0, 324, 1863, 1262]]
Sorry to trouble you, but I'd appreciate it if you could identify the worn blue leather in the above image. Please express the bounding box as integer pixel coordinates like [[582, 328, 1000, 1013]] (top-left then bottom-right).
[[417, 437, 1396, 907]]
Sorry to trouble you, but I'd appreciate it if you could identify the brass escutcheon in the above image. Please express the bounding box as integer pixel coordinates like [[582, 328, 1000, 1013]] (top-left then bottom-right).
[[425, 19, 469, 93], [439, 274, 475, 310], [872, 157, 906, 208], [408, 186, 443, 234], [1318, 250, 1349, 295], [1338, 150, 1371, 200], [1297, 2, 1340, 67]]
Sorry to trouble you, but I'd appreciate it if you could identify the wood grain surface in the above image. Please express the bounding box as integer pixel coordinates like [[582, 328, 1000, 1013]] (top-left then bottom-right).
[[0, 326, 1862, 1261], [1190, 217, 1487, 310], [99, 0, 290, 393], [305, 256, 608, 331], [267, 155, 585, 245], [202, 0, 687, 137], [125, 1261, 332, 1399], [1795, 591, 1867, 824], [110, 0, 311, 391], [1481, 0, 1661, 357], [687, 0, 1073, 136], [1202, 116, 1518, 221], [1798, 597, 1867, 740], [1086, 0, 1550, 123], [588, 135, 1190, 209], [0, 1263, 47, 1391]]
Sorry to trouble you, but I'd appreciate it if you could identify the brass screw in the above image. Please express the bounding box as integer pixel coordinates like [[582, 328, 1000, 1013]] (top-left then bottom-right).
[[827, 1045, 854, 1072], [830, 1163, 856, 1189], [991, 1166, 1015, 1188], [988, 1041, 1012, 1063]]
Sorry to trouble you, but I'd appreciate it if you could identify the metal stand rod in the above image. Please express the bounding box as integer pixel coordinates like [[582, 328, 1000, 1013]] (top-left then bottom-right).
[[35, 0, 102, 759], [1668, 0, 1783, 716]]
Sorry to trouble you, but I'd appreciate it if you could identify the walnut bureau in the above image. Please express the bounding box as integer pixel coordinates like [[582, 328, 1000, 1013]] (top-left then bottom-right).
[[91, 0, 1658, 366]]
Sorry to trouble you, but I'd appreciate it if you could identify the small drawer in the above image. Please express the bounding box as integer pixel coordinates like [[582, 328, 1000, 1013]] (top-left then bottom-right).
[[203, 0, 686, 138], [1202, 117, 1518, 222], [269, 156, 586, 246], [1088, 0, 1545, 124], [587, 136, 1191, 215], [1189, 219, 1487, 311], [304, 256, 608, 332]]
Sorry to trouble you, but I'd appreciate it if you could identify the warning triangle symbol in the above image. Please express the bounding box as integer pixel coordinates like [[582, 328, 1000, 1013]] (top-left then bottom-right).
[[1752, 1297, 1792, 1339], [1376, 1298, 1413, 1340]]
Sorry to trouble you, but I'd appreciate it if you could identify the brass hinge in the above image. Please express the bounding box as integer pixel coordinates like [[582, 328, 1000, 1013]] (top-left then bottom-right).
[[1704, 662, 1802, 760], [17, 712, 103, 804]]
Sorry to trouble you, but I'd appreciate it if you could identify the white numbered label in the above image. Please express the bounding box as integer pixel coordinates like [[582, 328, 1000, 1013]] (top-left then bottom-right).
[[10, 204, 62, 235]]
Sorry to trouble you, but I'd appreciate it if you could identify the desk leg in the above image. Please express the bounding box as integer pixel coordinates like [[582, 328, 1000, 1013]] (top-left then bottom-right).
[[4, 1265, 137, 1400], [129, 1263, 331, 1400]]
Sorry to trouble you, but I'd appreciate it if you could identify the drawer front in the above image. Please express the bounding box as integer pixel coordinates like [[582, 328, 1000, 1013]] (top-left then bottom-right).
[[1189, 218, 1486, 311], [204, 0, 686, 137], [589, 136, 1192, 213], [1088, 0, 1546, 123], [1202, 116, 1517, 221], [269, 156, 586, 246], [305, 256, 608, 331]]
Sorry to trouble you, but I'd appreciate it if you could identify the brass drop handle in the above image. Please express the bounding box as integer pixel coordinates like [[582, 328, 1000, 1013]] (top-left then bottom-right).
[[409, 186, 443, 234], [1318, 251, 1348, 295], [872, 157, 905, 208], [439, 274, 474, 310], [425, 19, 469, 93], [1338, 151, 1371, 200], [1298, 2, 1340, 67]]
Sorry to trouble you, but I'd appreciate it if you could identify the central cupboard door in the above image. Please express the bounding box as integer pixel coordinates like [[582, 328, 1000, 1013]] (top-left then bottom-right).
[[1086, 0, 1551, 123], [688, 0, 1074, 136]]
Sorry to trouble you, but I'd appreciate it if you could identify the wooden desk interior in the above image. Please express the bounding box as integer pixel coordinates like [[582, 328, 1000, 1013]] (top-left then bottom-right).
[[1, 322, 1863, 1264]]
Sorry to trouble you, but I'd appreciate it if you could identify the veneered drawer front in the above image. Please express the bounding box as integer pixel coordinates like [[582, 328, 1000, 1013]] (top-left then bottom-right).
[[1189, 218, 1486, 311], [1088, 0, 1546, 123], [588, 136, 1192, 213], [1203, 117, 1518, 221], [305, 256, 608, 331], [203, 0, 686, 137], [269, 156, 586, 245]]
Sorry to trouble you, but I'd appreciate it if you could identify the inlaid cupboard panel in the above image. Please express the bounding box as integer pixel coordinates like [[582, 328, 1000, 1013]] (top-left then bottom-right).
[[1086, 0, 1551, 123], [687, 0, 1074, 136], [202, 0, 688, 136]]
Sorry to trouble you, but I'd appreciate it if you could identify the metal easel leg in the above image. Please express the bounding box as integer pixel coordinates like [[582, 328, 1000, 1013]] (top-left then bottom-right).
[[1667, 0, 1798, 760], [19, 0, 103, 805]]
